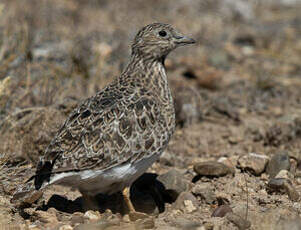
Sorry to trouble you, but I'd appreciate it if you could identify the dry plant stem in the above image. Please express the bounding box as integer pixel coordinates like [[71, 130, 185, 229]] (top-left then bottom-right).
[[243, 172, 249, 220]]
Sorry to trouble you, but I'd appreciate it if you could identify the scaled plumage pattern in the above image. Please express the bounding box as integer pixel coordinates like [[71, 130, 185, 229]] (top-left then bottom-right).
[[13, 23, 195, 211]]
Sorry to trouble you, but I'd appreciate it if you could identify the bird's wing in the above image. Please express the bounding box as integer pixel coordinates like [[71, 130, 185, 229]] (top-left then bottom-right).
[[33, 84, 165, 189]]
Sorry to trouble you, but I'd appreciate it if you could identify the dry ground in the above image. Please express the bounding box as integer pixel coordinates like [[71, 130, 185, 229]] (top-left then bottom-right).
[[1, 0, 301, 229]]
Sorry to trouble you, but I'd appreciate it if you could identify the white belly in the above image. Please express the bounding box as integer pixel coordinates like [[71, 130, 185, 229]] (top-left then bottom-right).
[[49, 153, 160, 195]]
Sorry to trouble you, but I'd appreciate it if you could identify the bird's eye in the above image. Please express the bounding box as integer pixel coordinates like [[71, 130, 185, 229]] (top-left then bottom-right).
[[158, 30, 167, 37]]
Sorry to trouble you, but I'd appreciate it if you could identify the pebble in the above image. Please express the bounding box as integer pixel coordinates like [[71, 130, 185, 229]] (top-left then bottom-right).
[[122, 214, 130, 223], [70, 212, 85, 225], [74, 219, 119, 230], [193, 161, 232, 177], [59, 225, 73, 230], [157, 169, 189, 201], [173, 192, 198, 213], [191, 183, 216, 204], [218, 157, 236, 173], [83, 210, 101, 221], [135, 217, 155, 229], [237, 153, 269, 176], [226, 212, 251, 229], [31, 208, 58, 224], [275, 170, 293, 180], [160, 151, 174, 166], [266, 152, 290, 178], [129, 212, 149, 222], [215, 192, 231, 205], [211, 205, 233, 217], [267, 178, 299, 201]]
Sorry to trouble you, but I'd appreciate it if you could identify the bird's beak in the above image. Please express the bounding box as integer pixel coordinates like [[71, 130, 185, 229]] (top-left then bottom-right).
[[174, 35, 196, 46]]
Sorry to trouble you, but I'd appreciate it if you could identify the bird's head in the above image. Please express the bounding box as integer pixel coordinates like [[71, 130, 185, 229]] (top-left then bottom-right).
[[132, 23, 195, 61]]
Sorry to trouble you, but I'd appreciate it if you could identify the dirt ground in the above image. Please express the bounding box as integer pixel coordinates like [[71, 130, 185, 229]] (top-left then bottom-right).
[[1, 0, 301, 229]]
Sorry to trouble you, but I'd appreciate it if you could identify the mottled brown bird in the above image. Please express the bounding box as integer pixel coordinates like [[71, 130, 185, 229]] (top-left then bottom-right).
[[13, 23, 195, 214]]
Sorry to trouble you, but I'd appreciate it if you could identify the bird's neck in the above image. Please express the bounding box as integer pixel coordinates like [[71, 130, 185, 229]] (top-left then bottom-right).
[[122, 53, 173, 104]]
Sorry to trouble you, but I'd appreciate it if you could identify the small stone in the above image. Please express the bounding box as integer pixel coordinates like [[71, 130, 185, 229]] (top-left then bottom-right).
[[173, 217, 201, 229], [84, 210, 101, 221], [59, 225, 73, 230], [218, 157, 235, 173], [74, 219, 118, 230], [191, 184, 216, 204], [160, 151, 174, 166], [237, 153, 269, 176], [284, 181, 300, 202], [194, 161, 232, 177], [135, 217, 155, 229], [226, 212, 251, 229], [215, 192, 231, 205], [184, 200, 197, 213], [266, 152, 290, 178], [28, 225, 41, 230], [32, 208, 58, 224], [123, 214, 130, 223], [275, 170, 292, 180], [129, 212, 149, 221], [70, 212, 85, 225], [173, 192, 198, 213], [267, 178, 299, 201], [157, 169, 189, 201], [211, 205, 233, 217]]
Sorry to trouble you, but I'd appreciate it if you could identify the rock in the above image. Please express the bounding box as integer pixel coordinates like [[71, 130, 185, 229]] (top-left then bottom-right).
[[173, 192, 198, 213], [193, 161, 233, 177], [215, 192, 231, 205], [275, 170, 293, 180], [172, 217, 201, 229], [218, 157, 236, 173], [237, 153, 269, 176], [74, 219, 119, 230], [267, 178, 299, 201], [11, 188, 43, 205], [266, 152, 290, 178], [135, 217, 155, 229], [70, 212, 85, 225], [157, 169, 189, 201], [226, 212, 251, 229], [59, 225, 73, 230], [129, 212, 149, 222], [191, 183, 216, 204], [122, 214, 130, 223], [212, 205, 233, 217], [31, 208, 58, 224], [84, 210, 101, 221], [159, 151, 174, 166]]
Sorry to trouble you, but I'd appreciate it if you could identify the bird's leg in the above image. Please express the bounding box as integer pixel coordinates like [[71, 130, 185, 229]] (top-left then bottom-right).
[[122, 187, 135, 212], [122, 186, 149, 220]]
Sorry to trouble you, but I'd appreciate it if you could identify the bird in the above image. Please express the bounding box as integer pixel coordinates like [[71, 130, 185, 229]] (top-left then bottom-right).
[[13, 23, 195, 215]]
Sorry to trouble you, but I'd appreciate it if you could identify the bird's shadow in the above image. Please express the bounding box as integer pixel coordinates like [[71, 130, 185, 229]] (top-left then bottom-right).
[[37, 173, 172, 215]]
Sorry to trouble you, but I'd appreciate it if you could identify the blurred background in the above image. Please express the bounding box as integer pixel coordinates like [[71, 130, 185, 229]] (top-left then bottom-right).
[[0, 0, 301, 228]]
